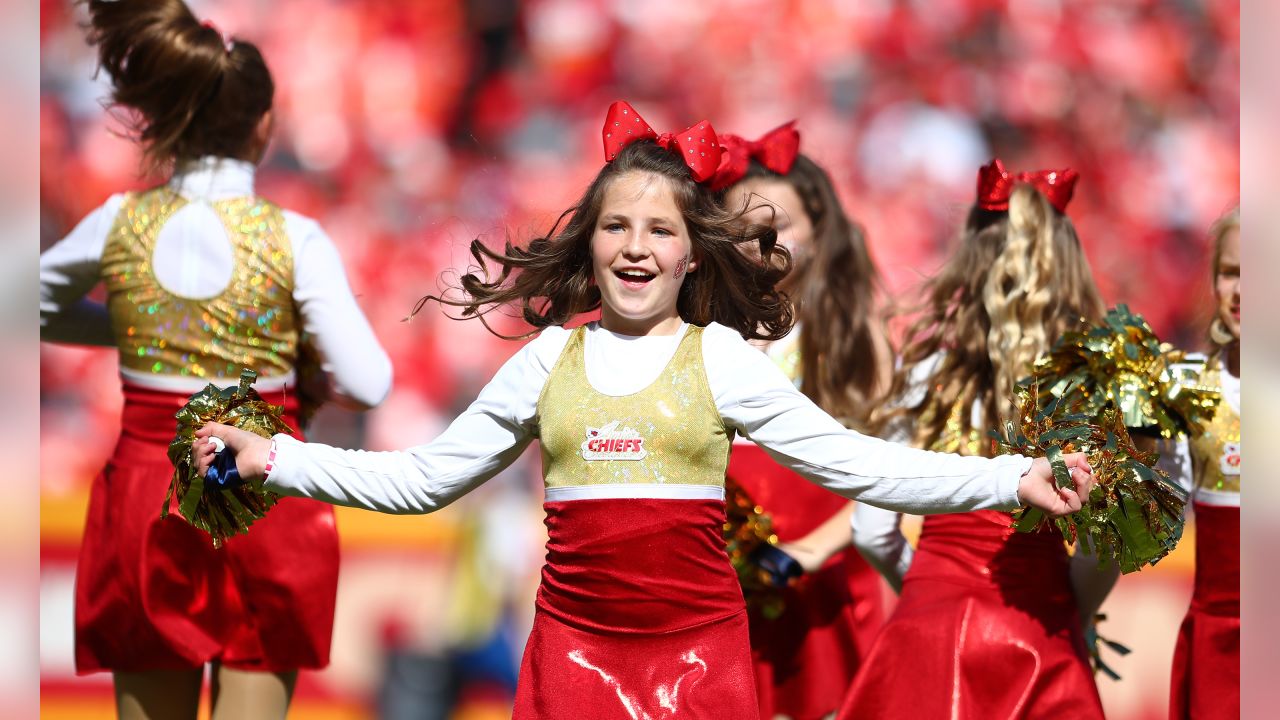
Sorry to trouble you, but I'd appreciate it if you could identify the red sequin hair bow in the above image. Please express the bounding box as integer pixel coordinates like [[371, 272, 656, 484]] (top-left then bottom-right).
[[602, 100, 723, 184], [709, 122, 801, 191], [976, 158, 1079, 213]]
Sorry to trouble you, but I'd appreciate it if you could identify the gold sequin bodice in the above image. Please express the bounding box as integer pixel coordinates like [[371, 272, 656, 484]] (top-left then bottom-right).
[[536, 325, 733, 489], [1188, 362, 1241, 496], [101, 188, 298, 380]]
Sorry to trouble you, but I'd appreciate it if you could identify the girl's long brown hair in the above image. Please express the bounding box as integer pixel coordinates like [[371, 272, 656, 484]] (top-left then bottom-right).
[[85, 0, 274, 172], [417, 140, 794, 341], [732, 155, 887, 426], [875, 183, 1105, 455]]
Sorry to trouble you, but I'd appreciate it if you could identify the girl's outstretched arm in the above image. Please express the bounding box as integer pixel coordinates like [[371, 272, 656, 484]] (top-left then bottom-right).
[[195, 328, 569, 514], [703, 324, 1093, 516]]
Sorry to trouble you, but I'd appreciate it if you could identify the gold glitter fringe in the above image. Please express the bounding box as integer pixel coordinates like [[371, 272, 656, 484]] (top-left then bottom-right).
[[1029, 304, 1220, 438], [1086, 612, 1132, 681], [722, 478, 789, 620], [998, 381, 1188, 574], [1000, 305, 1221, 572], [164, 369, 293, 548]]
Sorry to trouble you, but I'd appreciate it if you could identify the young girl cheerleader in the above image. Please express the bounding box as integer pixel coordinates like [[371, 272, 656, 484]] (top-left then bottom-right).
[[713, 123, 894, 720], [39, 1, 391, 717], [840, 160, 1120, 719], [194, 105, 1096, 720], [1164, 207, 1240, 720]]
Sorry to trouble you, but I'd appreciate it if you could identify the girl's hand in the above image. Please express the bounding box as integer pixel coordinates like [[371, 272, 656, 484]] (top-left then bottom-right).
[[1017, 453, 1096, 517], [193, 422, 273, 485], [774, 541, 829, 575]]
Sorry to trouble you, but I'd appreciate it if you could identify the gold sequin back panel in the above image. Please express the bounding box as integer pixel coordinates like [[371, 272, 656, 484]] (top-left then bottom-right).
[[926, 399, 989, 457], [536, 325, 732, 489], [1189, 363, 1241, 496], [101, 188, 298, 380]]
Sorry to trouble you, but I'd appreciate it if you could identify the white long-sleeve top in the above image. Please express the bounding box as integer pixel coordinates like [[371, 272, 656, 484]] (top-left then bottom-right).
[[852, 355, 941, 589], [40, 157, 392, 408], [267, 322, 1033, 515]]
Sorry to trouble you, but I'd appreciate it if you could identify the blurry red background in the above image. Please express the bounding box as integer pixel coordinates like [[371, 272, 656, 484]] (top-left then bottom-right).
[[40, 0, 1238, 717]]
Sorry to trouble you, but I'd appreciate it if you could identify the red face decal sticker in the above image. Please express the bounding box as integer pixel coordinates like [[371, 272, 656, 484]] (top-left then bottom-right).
[[674, 256, 688, 280]]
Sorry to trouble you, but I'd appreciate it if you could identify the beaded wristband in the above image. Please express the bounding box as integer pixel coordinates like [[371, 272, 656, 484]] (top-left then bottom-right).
[[263, 440, 278, 480]]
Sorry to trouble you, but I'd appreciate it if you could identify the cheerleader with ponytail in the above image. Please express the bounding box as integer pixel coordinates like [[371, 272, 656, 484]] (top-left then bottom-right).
[[40, 2, 391, 716], [840, 161, 1118, 719]]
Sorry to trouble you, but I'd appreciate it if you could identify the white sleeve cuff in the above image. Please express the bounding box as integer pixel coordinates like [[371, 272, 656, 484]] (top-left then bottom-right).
[[262, 433, 305, 494], [995, 455, 1033, 511]]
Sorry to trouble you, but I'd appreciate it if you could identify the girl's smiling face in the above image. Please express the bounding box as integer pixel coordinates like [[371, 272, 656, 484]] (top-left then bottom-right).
[[591, 171, 697, 336]]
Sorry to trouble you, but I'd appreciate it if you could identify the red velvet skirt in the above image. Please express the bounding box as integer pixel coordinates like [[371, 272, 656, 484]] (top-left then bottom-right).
[[728, 444, 885, 720], [74, 383, 339, 673], [839, 511, 1102, 720], [513, 497, 759, 719], [1170, 502, 1239, 720]]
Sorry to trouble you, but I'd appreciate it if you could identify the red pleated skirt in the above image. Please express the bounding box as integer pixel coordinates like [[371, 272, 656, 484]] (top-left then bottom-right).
[[839, 511, 1102, 720], [1170, 502, 1239, 720], [513, 497, 759, 719], [728, 444, 885, 720], [74, 383, 339, 674]]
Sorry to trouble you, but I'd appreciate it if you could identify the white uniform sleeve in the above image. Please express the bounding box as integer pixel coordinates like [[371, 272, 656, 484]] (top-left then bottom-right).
[[703, 324, 1029, 514], [39, 195, 126, 346], [287, 212, 393, 409], [1155, 436, 1193, 502], [852, 502, 913, 592], [264, 328, 567, 513], [848, 353, 941, 589], [1154, 359, 1202, 503]]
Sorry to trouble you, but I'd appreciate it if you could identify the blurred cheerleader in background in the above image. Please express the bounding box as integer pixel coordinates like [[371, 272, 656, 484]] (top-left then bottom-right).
[[714, 123, 893, 720], [1162, 207, 1240, 720], [39, 1, 391, 717]]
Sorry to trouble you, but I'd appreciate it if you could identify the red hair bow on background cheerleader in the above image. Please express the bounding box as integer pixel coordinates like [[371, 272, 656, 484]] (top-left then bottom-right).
[[709, 121, 801, 191], [977, 158, 1079, 212], [602, 100, 723, 183]]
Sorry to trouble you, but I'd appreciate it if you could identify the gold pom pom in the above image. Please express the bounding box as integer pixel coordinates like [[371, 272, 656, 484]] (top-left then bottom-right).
[[722, 478, 791, 619], [164, 369, 293, 548], [1028, 304, 1220, 438], [998, 381, 1187, 574]]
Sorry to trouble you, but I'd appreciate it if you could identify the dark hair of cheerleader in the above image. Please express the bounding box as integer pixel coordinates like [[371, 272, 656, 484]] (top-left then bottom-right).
[[730, 154, 889, 427], [85, 0, 274, 172]]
